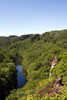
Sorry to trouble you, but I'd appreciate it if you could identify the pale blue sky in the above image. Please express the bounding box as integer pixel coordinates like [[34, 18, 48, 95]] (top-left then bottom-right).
[[0, 0, 67, 36]]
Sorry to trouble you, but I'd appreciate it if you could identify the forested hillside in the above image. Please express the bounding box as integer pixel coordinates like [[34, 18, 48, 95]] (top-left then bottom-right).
[[0, 30, 67, 100]]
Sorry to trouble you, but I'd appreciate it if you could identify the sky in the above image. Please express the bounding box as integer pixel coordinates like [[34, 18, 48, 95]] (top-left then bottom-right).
[[0, 0, 67, 36]]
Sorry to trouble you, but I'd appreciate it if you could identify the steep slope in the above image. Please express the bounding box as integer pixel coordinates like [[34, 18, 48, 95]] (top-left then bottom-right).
[[5, 30, 67, 100]]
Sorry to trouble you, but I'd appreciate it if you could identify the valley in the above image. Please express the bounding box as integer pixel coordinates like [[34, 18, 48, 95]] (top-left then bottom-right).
[[0, 30, 67, 100]]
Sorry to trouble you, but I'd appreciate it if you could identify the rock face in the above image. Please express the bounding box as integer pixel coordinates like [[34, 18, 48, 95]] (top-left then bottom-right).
[[49, 56, 58, 78], [51, 56, 58, 69], [54, 77, 64, 93]]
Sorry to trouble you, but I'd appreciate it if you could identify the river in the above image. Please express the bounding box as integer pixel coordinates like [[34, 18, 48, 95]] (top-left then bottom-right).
[[16, 65, 27, 88]]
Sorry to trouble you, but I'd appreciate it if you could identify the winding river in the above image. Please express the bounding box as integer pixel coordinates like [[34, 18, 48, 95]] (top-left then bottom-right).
[[16, 65, 27, 88]]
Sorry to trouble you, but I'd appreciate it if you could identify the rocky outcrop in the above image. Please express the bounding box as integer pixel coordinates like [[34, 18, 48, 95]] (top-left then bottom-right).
[[54, 77, 64, 93], [51, 56, 58, 69], [49, 56, 58, 78]]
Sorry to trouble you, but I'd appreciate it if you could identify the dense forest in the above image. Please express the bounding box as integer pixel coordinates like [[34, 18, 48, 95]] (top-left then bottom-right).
[[0, 30, 67, 100]]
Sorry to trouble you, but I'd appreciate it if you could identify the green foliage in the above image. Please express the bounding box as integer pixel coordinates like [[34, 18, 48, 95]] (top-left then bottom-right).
[[0, 29, 67, 100], [0, 48, 17, 100], [51, 52, 67, 83]]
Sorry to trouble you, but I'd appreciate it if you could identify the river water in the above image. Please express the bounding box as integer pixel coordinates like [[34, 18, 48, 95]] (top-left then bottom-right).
[[16, 65, 27, 88]]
